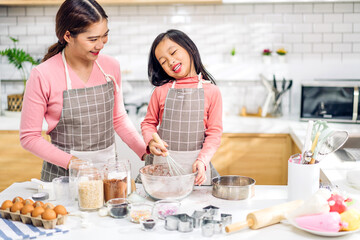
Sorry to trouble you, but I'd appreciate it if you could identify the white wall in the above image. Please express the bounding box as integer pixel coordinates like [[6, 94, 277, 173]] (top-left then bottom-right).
[[1, 2, 360, 114]]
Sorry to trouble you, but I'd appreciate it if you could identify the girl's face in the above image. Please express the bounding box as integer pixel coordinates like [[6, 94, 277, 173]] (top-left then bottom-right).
[[65, 18, 109, 62], [155, 38, 196, 80]]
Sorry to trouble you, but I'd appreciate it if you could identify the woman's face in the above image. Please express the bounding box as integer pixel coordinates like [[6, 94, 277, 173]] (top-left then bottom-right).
[[154, 38, 196, 80], [65, 18, 109, 62]]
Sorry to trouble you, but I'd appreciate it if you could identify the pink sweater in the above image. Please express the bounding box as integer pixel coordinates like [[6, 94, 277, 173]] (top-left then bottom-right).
[[20, 53, 146, 169], [141, 77, 223, 165]]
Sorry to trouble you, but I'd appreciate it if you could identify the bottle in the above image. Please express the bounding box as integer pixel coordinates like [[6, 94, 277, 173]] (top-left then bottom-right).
[[77, 164, 104, 211]]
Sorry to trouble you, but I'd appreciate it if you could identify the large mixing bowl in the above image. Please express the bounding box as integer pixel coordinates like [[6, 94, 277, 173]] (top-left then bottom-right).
[[139, 164, 196, 200]]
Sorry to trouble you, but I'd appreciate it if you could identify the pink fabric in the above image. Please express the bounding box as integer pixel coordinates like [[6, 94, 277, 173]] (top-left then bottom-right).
[[141, 77, 223, 165], [20, 53, 146, 169]]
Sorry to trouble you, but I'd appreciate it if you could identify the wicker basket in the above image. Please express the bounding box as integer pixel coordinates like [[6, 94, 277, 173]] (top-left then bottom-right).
[[7, 94, 23, 112]]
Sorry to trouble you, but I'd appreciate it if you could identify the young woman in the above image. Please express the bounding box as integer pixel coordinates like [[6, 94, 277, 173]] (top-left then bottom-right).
[[20, 0, 146, 182], [142, 29, 223, 185]]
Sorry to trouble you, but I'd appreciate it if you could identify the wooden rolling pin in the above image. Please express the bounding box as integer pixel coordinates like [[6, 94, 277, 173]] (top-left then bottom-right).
[[225, 200, 303, 233]]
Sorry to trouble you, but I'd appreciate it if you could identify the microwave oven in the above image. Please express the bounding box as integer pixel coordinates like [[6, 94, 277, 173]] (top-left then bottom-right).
[[300, 82, 359, 123]]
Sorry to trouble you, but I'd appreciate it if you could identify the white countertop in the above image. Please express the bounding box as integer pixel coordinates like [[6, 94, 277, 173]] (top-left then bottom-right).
[[2, 182, 360, 240]]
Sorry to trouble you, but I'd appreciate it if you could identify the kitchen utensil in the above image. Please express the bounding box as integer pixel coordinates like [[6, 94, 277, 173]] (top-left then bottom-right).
[[191, 211, 207, 228], [225, 200, 304, 233], [164, 214, 194, 232], [106, 198, 129, 219], [309, 131, 320, 164], [221, 213, 232, 227], [203, 205, 219, 215], [128, 202, 153, 223], [52, 176, 72, 206], [212, 176, 255, 200], [288, 160, 320, 200], [153, 199, 181, 219], [139, 164, 196, 200], [203, 219, 222, 233], [140, 218, 156, 231], [152, 133, 186, 176], [301, 120, 314, 161], [314, 130, 349, 161]]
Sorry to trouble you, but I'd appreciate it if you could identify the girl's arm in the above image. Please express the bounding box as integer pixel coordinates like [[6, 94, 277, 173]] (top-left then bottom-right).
[[113, 66, 146, 159], [20, 68, 72, 169], [196, 85, 223, 166], [141, 87, 161, 147]]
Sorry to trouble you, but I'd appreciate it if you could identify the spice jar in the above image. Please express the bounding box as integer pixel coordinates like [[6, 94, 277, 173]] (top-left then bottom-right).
[[103, 160, 129, 203], [77, 165, 104, 211]]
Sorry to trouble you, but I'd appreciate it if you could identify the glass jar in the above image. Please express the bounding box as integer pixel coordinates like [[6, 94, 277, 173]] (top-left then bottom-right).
[[69, 159, 89, 202], [77, 165, 104, 211], [103, 160, 129, 203]]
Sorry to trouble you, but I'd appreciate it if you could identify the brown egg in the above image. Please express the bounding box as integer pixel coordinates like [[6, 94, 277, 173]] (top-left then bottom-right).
[[10, 201, 24, 212], [1, 200, 13, 210], [33, 201, 44, 208], [41, 208, 57, 220], [32, 206, 45, 217], [53, 205, 68, 216], [12, 196, 24, 203], [43, 202, 55, 209], [21, 204, 34, 215], [24, 199, 34, 205]]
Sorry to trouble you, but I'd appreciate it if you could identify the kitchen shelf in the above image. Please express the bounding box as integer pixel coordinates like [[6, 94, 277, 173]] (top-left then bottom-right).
[[0, 0, 222, 6]]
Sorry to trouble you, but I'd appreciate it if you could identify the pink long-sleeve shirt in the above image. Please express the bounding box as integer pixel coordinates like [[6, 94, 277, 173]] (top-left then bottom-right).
[[141, 76, 223, 165], [20, 53, 146, 169]]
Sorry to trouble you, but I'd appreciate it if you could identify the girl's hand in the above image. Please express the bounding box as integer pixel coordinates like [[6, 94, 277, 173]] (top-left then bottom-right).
[[193, 160, 206, 186], [148, 139, 169, 157]]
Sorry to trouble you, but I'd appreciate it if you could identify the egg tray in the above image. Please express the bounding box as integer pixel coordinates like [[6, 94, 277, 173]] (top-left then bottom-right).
[[0, 209, 67, 229]]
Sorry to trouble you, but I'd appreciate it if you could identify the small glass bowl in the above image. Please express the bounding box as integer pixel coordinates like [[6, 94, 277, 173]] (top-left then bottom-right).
[[140, 217, 157, 231], [106, 198, 129, 219], [154, 199, 181, 220], [128, 202, 153, 223]]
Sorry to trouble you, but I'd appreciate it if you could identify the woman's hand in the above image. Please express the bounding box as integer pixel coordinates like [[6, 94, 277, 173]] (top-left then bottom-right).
[[193, 160, 206, 186], [148, 139, 168, 157]]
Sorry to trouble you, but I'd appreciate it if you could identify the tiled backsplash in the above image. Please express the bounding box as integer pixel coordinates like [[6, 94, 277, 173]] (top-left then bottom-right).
[[1, 2, 360, 115]]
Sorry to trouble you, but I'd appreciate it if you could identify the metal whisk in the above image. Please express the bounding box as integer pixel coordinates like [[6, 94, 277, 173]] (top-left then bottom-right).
[[152, 133, 186, 176]]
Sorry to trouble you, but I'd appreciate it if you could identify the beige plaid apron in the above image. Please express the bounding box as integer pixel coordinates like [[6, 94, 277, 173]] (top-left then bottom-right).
[[151, 75, 218, 185], [41, 50, 119, 181]]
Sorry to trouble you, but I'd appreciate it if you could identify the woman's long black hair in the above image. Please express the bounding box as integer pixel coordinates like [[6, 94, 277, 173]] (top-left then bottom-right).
[[148, 29, 216, 86]]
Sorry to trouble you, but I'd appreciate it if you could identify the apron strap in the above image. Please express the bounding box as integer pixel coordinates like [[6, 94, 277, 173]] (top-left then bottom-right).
[[95, 61, 120, 92], [62, 50, 72, 90], [171, 73, 203, 89], [61, 49, 119, 92]]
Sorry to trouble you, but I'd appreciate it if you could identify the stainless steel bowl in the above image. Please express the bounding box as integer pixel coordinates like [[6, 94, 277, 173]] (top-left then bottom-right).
[[140, 164, 196, 200], [212, 175, 255, 200]]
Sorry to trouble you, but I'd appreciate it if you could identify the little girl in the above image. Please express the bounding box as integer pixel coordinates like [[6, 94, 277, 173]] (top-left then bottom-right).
[[141, 29, 223, 185]]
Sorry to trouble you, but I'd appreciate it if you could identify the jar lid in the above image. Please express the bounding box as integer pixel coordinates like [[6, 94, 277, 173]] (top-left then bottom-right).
[[32, 192, 49, 201]]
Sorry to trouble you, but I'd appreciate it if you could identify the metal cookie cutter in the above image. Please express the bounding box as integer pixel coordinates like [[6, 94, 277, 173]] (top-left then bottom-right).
[[164, 214, 194, 233], [191, 211, 213, 228], [221, 213, 232, 227], [203, 219, 222, 234], [203, 205, 219, 215]]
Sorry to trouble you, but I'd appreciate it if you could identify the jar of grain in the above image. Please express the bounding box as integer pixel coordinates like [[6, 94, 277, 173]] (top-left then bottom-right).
[[103, 160, 129, 203], [77, 165, 104, 211]]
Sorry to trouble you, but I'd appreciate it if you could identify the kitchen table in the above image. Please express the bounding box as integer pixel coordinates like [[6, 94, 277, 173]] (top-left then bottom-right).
[[1, 182, 360, 240]]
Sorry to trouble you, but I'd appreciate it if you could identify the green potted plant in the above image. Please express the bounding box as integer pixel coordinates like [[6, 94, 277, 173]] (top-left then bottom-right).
[[0, 37, 40, 112]]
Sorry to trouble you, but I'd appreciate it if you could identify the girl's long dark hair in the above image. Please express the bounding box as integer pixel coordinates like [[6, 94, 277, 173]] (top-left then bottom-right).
[[148, 29, 216, 86], [42, 0, 108, 62]]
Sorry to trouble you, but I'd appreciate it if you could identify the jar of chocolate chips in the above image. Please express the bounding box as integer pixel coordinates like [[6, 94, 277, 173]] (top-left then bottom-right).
[[103, 160, 129, 203]]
